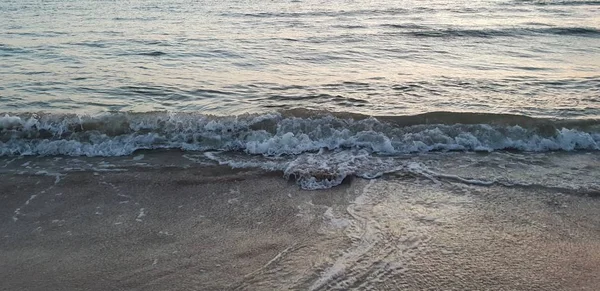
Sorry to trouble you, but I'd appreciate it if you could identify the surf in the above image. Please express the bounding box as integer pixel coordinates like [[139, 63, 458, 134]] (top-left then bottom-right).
[[1, 110, 598, 157]]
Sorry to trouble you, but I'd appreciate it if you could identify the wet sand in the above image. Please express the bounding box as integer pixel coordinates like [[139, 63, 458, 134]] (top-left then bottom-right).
[[1, 165, 599, 290]]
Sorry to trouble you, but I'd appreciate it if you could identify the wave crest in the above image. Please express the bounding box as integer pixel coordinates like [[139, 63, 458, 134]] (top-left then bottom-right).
[[0, 111, 599, 157]]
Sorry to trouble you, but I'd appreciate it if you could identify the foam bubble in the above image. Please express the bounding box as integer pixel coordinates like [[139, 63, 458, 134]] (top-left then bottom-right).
[[207, 150, 403, 190]]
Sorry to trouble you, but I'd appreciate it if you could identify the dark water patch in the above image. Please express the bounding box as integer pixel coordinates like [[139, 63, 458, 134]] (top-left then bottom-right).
[[40, 31, 70, 36], [135, 51, 167, 56], [330, 95, 369, 104], [331, 24, 368, 29], [21, 71, 52, 75], [119, 85, 180, 96], [514, 0, 600, 6], [190, 89, 236, 96], [542, 27, 600, 36], [401, 26, 600, 38], [402, 28, 512, 38], [112, 16, 160, 21], [448, 7, 491, 13], [68, 41, 109, 48], [0, 45, 30, 55], [341, 81, 371, 87], [4, 31, 70, 37], [380, 23, 427, 29], [391, 84, 424, 92], [268, 85, 309, 91], [87, 30, 125, 36], [582, 97, 600, 103], [512, 66, 550, 71], [518, 77, 600, 89], [522, 22, 555, 26], [182, 49, 244, 59], [21, 81, 68, 88], [280, 108, 600, 130], [129, 39, 174, 46]]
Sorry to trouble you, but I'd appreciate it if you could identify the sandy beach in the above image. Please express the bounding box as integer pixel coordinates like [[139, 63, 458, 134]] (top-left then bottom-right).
[[1, 155, 599, 290]]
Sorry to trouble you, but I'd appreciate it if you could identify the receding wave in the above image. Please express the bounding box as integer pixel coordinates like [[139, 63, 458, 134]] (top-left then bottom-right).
[[1, 110, 599, 157]]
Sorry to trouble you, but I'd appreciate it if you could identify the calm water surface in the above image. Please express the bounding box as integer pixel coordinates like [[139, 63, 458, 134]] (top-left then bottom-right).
[[1, 0, 599, 117]]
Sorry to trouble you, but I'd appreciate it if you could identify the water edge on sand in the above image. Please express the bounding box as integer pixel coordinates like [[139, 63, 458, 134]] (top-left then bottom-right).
[[1, 151, 599, 290]]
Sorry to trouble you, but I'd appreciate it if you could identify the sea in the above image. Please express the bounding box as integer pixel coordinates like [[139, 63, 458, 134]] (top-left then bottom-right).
[[1, 1, 600, 289], [1, 0, 599, 189]]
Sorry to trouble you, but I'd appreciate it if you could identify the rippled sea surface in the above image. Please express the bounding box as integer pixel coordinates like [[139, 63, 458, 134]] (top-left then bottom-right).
[[1, 0, 599, 117]]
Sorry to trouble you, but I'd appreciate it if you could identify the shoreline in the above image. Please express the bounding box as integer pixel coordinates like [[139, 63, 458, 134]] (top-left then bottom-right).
[[1, 161, 599, 290]]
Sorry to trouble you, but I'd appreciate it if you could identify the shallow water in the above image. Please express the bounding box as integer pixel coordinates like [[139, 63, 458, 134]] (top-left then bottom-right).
[[1, 0, 599, 117], [1, 151, 599, 290]]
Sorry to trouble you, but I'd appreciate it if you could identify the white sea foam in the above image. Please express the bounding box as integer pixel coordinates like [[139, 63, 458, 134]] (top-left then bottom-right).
[[1, 112, 599, 158], [4, 112, 598, 190]]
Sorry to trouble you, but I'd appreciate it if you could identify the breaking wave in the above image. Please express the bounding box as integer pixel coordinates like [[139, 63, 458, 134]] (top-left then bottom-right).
[[1, 110, 599, 157]]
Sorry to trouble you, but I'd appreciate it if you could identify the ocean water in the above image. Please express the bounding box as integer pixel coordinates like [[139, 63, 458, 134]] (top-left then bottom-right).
[[1, 0, 599, 115], [1, 0, 599, 189]]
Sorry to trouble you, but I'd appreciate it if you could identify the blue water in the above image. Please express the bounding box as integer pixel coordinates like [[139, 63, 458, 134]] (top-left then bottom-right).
[[1, 0, 599, 117]]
